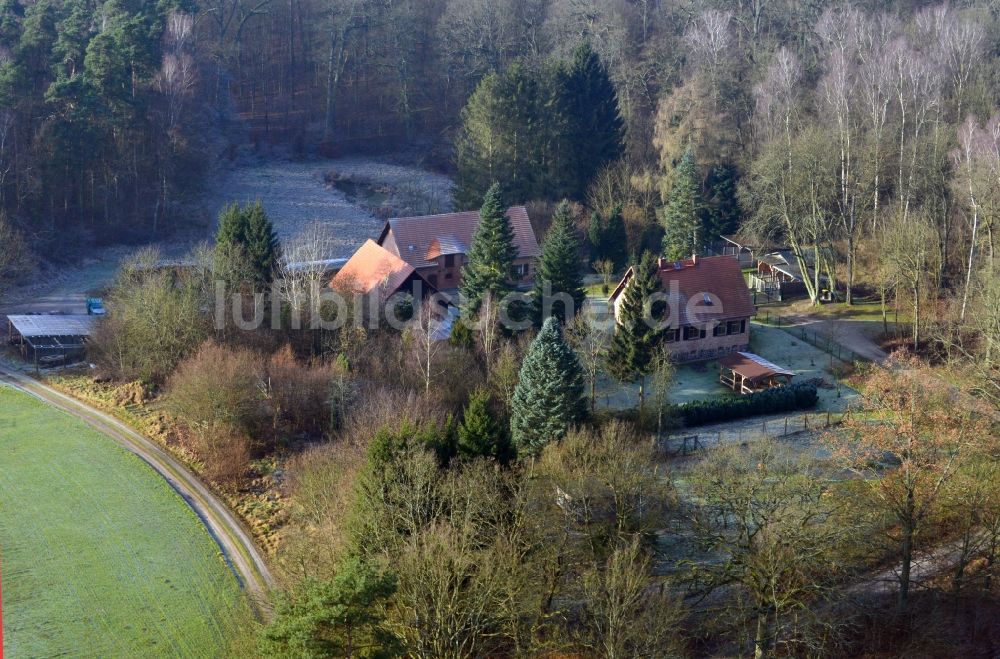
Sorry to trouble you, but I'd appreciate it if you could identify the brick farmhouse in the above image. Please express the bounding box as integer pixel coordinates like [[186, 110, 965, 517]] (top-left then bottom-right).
[[609, 255, 755, 363], [376, 206, 540, 291]]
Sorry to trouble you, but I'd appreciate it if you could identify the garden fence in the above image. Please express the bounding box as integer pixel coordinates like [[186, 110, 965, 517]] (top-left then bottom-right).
[[656, 409, 846, 457], [753, 312, 872, 365]]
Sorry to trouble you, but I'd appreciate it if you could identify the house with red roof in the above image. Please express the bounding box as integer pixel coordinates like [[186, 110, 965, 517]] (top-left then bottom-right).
[[331, 239, 437, 302], [609, 255, 755, 363], [376, 206, 541, 291]]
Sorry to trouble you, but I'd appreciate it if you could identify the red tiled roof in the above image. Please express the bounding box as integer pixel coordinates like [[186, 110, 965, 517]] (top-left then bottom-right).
[[378, 206, 540, 269], [610, 255, 755, 324], [331, 239, 420, 296]]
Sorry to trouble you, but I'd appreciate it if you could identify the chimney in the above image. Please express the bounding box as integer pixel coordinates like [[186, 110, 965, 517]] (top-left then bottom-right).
[[658, 257, 667, 270], [692, 253, 698, 265]]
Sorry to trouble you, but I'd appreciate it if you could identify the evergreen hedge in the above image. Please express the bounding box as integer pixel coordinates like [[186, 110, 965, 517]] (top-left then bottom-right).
[[678, 382, 819, 426]]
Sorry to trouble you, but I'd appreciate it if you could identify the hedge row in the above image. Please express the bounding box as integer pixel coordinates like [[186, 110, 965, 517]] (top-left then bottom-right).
[[678, 382, 819, 426]]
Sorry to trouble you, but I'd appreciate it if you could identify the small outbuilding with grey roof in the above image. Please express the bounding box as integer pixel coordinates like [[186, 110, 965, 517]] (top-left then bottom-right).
[[6, 314, 98, 367]]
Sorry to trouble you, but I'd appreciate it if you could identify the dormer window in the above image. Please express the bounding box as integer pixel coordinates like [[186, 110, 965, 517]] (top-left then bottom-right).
[[703, 293, 713, 305]]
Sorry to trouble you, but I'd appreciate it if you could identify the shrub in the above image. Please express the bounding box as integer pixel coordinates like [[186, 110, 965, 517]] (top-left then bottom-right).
[[678, 382, 819, 426], [90, 248, 210, 384], [167, 341, 267, 438], [185, 422, 252, 485], [265, 345, 340, 438]]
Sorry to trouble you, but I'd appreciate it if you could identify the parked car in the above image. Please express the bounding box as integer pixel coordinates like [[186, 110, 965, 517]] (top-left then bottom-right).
[[86, 297, 106, 315]]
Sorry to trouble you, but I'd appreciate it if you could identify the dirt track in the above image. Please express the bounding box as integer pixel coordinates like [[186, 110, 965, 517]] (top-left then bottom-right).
[[0, 366, 275, 616]]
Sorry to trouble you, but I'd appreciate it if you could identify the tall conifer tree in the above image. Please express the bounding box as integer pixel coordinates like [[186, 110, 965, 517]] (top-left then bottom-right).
[[216, 201, 280, 284], [660, 150, 702, 260], [460, 183, 518, 313], [606, 251, 663, 412], [510, 318, 586, 457], [533, 200, 586, 325], [553, 42, 625, 200], [454, 65, 544, 207]]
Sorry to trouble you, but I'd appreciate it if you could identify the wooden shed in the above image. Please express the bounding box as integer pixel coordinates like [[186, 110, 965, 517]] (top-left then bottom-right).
[[718, 351, 795, 394]]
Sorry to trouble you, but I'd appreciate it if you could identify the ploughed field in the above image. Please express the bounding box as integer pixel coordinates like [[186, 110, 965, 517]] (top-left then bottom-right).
[[0, 385, 241, 658]]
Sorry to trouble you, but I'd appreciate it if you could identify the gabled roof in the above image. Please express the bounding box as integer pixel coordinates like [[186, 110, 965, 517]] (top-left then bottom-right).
[[758, 250, 806, 281], [378, 206, 540, 270], [718, 351, 795, 382], [425, 235, 468, 261], [610, 255, 755, 324], [331, 239, 424, 297]]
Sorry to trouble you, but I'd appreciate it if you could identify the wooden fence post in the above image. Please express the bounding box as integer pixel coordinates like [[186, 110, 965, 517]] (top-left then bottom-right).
[[784, 416, 788, 436]]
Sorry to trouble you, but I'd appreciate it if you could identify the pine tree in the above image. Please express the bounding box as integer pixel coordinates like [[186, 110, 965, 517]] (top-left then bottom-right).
[[262, 557, 401, 658], [552, 42, 625, 200], [455, 65, 545, 207], [243, 201, 281, 284], [460, 183, 518, 313], [533, 200, 586, 325], [703, 163, 741, 240], [587, 210, 604, 260], [457, 388, 505, 459], [510, 317, 586, 457], [603, 205, 629, 269], [660, 150, 702, 260], [606, 251, 663, 412], [216, 201, 280, 285]]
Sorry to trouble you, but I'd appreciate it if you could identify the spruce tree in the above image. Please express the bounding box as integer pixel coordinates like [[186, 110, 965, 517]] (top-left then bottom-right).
[[216, 201, 280, 285], [510, 317, 586, 457], [460, 183, 518, 313], [552, 42, 625, 200], [703, 163, 741, 240], [533, 200, 586, 325], [457, 389, 505, 459], [660, 150, 702, 260], [243, 201, 280, 283], [262, 558, 401, 657], [587, 210, 604, 261], [455, 65, 545, 207], [606, 251, 663, 412], [603, 205, 629, 269]]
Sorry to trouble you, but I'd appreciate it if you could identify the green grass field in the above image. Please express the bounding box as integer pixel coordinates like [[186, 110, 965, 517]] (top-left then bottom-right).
[[0, 385, 243, 658]]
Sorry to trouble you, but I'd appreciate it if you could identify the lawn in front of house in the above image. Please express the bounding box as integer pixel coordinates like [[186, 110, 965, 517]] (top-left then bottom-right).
[[592, 324, 859, 413]]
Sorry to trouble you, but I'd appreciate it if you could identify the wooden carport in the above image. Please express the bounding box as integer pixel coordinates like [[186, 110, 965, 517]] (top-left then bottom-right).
[[718, 351, 795, 395]]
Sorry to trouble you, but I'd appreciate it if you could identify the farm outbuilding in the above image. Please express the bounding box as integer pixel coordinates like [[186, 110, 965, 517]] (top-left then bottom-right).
[[718, 351, 795, 394], [6, 314, 97, 367]]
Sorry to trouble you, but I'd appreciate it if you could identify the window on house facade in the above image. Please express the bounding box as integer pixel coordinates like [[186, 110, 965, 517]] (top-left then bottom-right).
[[683, 326, 705, 340], [664, 328, 678, 343], [445, 254, 455, 268], [513, 263, 528, 278]]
